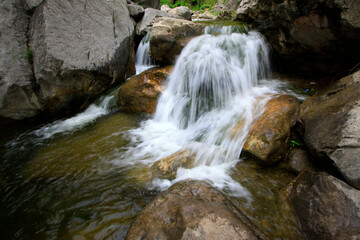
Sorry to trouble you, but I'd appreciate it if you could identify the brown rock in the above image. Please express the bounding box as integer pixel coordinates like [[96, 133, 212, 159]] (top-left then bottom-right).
[[149, 17, 205, 64], [298, 70, 360, 189], [150, 149, 195, 180], [282, 149, 311, 174], [289, 170, 360, 240], [125, 180, 269, 240], [241, 95, 300, 166], [116, 66, 172, 114]]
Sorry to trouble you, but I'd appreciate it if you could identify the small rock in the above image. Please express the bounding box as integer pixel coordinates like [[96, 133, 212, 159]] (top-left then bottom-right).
[[282, 149, 311, 174], [167, 6, 193, 21], [128, 4, 145, 22]]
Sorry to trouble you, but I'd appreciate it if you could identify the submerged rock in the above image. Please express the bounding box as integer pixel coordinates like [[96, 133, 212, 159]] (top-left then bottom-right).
[[0, 0, 42, 120], [150, 149, 195, 180], [149, 17, 205, 64], [289, 170, 360, 240], [29, 0, 135, 116], [242, 95, 300, 166], [235, 0, 360, 76], [116, 66, 172, 114], [281, 149, 311, 174], [298, 70, 360, 189], [125, 180, 269, 240]]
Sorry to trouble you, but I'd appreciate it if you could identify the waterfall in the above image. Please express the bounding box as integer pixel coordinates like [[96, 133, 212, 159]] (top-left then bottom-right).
[[125, 25, 277, 196], [135, 32, 156, 74]]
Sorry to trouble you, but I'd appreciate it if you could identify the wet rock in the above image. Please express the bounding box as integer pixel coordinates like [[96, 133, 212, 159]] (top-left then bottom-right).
[[136, 8, 177, 36], [149, 17, 205, 64], [116, 66, 172, 114], [298, 70, 360, 189], [289, 170, 360, 240], [163, 6, 193, 21], [0, 0, 43, 120], [29, 0, 135, 116], [282, 149, 311, 174], [150, 149, 195, 180], [241, 95, 300, 166], [125, 180, 269, 240], [235, 0, 360, 76], [128, 4, 145, 22]]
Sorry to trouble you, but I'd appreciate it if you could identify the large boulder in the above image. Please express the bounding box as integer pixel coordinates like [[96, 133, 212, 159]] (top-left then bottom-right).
[[29, 0, 135, 115], [162, 6, 193, 21], [0, 0, 42, 120], [241, 95, 300, 166], [289, 170, 360, 239], [149, 17, 205, 64], [136, 8, 177, 36], [125, 180, 269, 240], [116, 66, 172, 114], [235, 0, 360, 76], [298, 70, 360, 189]]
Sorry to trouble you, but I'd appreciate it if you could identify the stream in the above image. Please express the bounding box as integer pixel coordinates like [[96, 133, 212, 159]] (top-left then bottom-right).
[[0, 25, 307, 239]]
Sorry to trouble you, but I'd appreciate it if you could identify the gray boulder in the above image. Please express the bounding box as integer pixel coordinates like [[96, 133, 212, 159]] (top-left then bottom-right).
[[29, 0, 135, 115], [164, 6, 193, 21], [136, 8, 177, 36], [128, 3, 145, 22], [0, 0, 42, 120], [125, 180, 269, 240], [289, 170, 360, 239], [298, 70, 360, 189], [25, 0, 43, 9]]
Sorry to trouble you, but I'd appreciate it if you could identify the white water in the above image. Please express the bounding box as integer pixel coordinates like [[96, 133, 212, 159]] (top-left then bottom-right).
[[135, 32, 156, 74], [116, 26, 282, 197]]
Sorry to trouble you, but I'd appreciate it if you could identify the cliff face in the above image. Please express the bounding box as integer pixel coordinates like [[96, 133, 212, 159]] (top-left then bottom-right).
[[0, 0, 135, 122], [236, 0, 360, 77]]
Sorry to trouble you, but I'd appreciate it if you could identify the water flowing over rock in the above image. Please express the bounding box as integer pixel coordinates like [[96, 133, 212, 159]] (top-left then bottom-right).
[[135, 32, 156, 74], [116, 66, 172, 114], [242, 95, 300, 166], [0, 0, 42, 120], [235, 0, 360, 76], [149, 17, 205, 64], [125, 180, 269, 240], [29, 0, 135, 115], [289, 170, 360, 239], [298, 70, 360, 189]]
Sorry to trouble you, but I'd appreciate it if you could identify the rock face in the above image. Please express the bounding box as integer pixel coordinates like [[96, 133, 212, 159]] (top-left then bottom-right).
[[0, 0, 42, 120], [149, 17, 205, 64], [128, 4, 145, 22], [298, 70, 360, 189], [133, 0, 160, 9], [235, 0, 360, 76], [116, 66, 172, 114], [29, 0, 135, 115], [125, 180, 269, 240], [150, 149, 195, 180], [241, 95, 300, 166], [136, 8, 177, 36], [289, 170, 360, 240]]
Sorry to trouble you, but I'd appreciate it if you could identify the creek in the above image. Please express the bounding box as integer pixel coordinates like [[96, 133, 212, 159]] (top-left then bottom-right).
[[0, 25, 307, 239]]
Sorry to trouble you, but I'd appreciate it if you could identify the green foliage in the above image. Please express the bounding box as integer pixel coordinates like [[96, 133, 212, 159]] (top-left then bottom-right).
[[290, 140, 301, 148], [24, 47, 33, 63], [160, 0, 217, 11]]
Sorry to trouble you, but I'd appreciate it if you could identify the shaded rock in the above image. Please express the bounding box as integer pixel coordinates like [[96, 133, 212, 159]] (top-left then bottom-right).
[[25, 0, 43, 9], [298, 70, 360, 189], [282, 149, 311, 174], [149, 17, 205, 64], [235, 0, 360, 76], [150, 149, 195, 180], [128, 3, 145, 22], [133, 0, 160, 9], [29, 0, 135, 116], [136, 8, 177, 36], [125, 180, 269, 240], [241, 95, 300, 166], [116, 66, 172, 114], [166, 6, 193, 21], [289, 170, 360, 240], [0, 0, 42, 120]]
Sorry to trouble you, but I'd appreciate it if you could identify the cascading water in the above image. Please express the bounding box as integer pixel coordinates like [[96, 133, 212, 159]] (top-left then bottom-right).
[[121, 26, 279, 196], [135, 32, 156, 74]]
